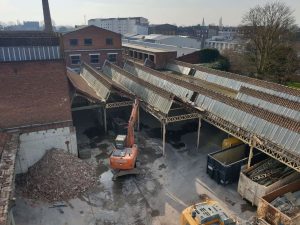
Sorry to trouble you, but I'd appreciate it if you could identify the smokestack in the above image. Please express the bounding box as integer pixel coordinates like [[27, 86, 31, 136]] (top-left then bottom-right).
[[42, 0, 53, 32]]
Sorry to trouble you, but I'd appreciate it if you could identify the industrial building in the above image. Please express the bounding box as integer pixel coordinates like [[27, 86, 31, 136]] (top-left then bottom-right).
[[123, 39, 200, 57], [126, 34, 203, 49], [1, 1, 300, 225], [88, 17, 149, 35], [62, 25, 122, 72], [0, 1, 77, 224], [149, 24, 177, 35], [122, 42, 177, 69]]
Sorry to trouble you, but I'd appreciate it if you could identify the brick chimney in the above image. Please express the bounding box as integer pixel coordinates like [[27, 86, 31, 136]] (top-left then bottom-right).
[[42, 0, 53, 32]]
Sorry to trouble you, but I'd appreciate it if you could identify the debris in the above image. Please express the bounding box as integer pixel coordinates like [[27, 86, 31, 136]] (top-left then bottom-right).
[[244, 158, 294, 186], [18, 149, 96, 202], [270, 190, 300, 217], [49, 202, 67, 208]]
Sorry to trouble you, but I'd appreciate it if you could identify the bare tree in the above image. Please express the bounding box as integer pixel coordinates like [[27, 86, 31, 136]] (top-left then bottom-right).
[[242, 1, 296, 76]]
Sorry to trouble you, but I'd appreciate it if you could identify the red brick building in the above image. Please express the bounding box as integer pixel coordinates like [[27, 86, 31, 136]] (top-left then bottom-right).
[[62, 25, 122, 71], [122, 42, 177, 69]]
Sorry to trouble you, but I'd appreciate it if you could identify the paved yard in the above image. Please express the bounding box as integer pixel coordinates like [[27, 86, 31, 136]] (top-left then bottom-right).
[[13, 110, 256, 225]]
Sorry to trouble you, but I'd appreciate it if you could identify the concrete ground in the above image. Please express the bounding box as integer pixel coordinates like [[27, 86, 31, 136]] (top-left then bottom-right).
[[13, 109, 256, 225]]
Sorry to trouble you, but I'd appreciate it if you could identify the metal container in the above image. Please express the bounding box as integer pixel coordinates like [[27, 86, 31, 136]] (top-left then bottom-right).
[[257, 180, 300, 225], [238, 163, 300, 206], [206, 144, 265, 185]]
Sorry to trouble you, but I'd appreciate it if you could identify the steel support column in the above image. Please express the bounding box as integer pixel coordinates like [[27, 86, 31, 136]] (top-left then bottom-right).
[[247, 145, 254, 169], [103, 107, 107, 134], [162, 122, 166, 156], [197, 118, 202, 149], [137, 106, 140, 131]]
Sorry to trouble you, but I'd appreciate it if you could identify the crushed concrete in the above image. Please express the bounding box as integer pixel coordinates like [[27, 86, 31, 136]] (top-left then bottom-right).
[[17, 149, 96, 202]]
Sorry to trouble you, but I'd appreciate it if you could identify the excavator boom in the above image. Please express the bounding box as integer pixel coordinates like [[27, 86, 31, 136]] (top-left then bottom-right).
[[109, 98, 140, 179], [126, 99, 139, 147]]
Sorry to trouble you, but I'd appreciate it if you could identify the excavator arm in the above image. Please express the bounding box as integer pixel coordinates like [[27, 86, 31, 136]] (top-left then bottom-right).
[[126, 99, 139, 147]]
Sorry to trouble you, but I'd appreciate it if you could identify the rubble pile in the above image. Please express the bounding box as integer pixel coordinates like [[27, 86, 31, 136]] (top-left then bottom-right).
[[244, 158, 294, 186], [271, 190, 300, 217], [19, 149, 96, 202]]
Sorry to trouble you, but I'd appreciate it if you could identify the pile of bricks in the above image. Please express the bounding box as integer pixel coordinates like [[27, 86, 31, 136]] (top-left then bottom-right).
[[19, 148, 96, 202]]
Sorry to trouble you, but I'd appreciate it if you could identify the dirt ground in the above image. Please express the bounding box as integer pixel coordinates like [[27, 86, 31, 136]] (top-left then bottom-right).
[[13, 109, 256, 225]]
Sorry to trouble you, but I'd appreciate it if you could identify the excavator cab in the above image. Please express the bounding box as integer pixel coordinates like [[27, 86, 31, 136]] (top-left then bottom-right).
[[114, 135, 127, 149], [180, 200, 236, 225]]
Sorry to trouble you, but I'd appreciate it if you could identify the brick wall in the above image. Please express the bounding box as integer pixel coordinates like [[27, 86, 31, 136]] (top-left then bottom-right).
[[177, 51, 201, 64], [63, 26, 122, 69]]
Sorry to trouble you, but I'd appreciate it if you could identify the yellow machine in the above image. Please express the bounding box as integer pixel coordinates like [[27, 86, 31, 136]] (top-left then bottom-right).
[[180, 199, 236, 225], [222, 137, 243, 150]]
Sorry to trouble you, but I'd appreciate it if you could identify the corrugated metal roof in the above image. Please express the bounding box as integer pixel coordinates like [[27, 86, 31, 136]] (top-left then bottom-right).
[[236, 87, 300, 122], [124, 61, 194, 102], [165, 62, 191, 75], [196, 94, 300, 154], [102, 61, 174, 115], [80, 63, 111, 102], [67, 69, 103, 102], [168, 60, 300, 103], [0, 46, 61, 62]]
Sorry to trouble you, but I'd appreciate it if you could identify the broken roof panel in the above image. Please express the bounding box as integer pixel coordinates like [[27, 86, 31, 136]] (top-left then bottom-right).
[[80, 63, 112, 101], [67, 69, 105, 102], [102, 61, 174, 115], [124, 60, 194, 102]]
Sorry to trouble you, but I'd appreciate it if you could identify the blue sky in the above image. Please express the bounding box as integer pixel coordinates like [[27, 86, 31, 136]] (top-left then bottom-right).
[[1, 0, 300, 26]]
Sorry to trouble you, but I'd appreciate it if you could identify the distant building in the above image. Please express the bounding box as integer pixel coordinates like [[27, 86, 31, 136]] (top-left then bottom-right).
[[205, 37, 244, 53], [23, 21, 40, 30], [149, 24, 177, 35], [218, 26, 241, 39], [123, 39, 200, 58], [122, 42, 177, 69], [177, 25, 218, 39], [62, 25, 122, 72], [88, 17, 149, 35], [127, 34, 202, 49]]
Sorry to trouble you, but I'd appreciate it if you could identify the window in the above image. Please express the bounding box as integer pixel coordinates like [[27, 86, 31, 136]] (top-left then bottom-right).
[[90, 54, 100, 64], [84, 38, 93, 46], [69, 39, 78, 46], [108, 53, 117, 63], [70, 55, 81, 65], [106, 38, 113, 45]]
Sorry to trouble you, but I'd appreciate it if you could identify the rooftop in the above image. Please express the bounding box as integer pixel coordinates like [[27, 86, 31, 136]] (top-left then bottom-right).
[[0, 60, 72, 131], [122, 42, 175, 53], [122, 40, 199, 57]]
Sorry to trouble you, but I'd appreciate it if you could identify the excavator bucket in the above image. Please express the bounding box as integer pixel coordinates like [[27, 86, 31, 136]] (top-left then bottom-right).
[[112, 168, 140, 181]]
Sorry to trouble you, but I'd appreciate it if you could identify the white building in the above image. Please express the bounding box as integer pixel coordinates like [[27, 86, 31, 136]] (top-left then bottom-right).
[[122, 39, 200, 57], [88, 17, 149, 35], [128, 34, 203, 49], [204, 35, 245, 53]]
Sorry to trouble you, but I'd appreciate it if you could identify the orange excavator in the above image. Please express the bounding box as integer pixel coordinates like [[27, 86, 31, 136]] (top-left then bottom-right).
[[109, 99, 139, 180]]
